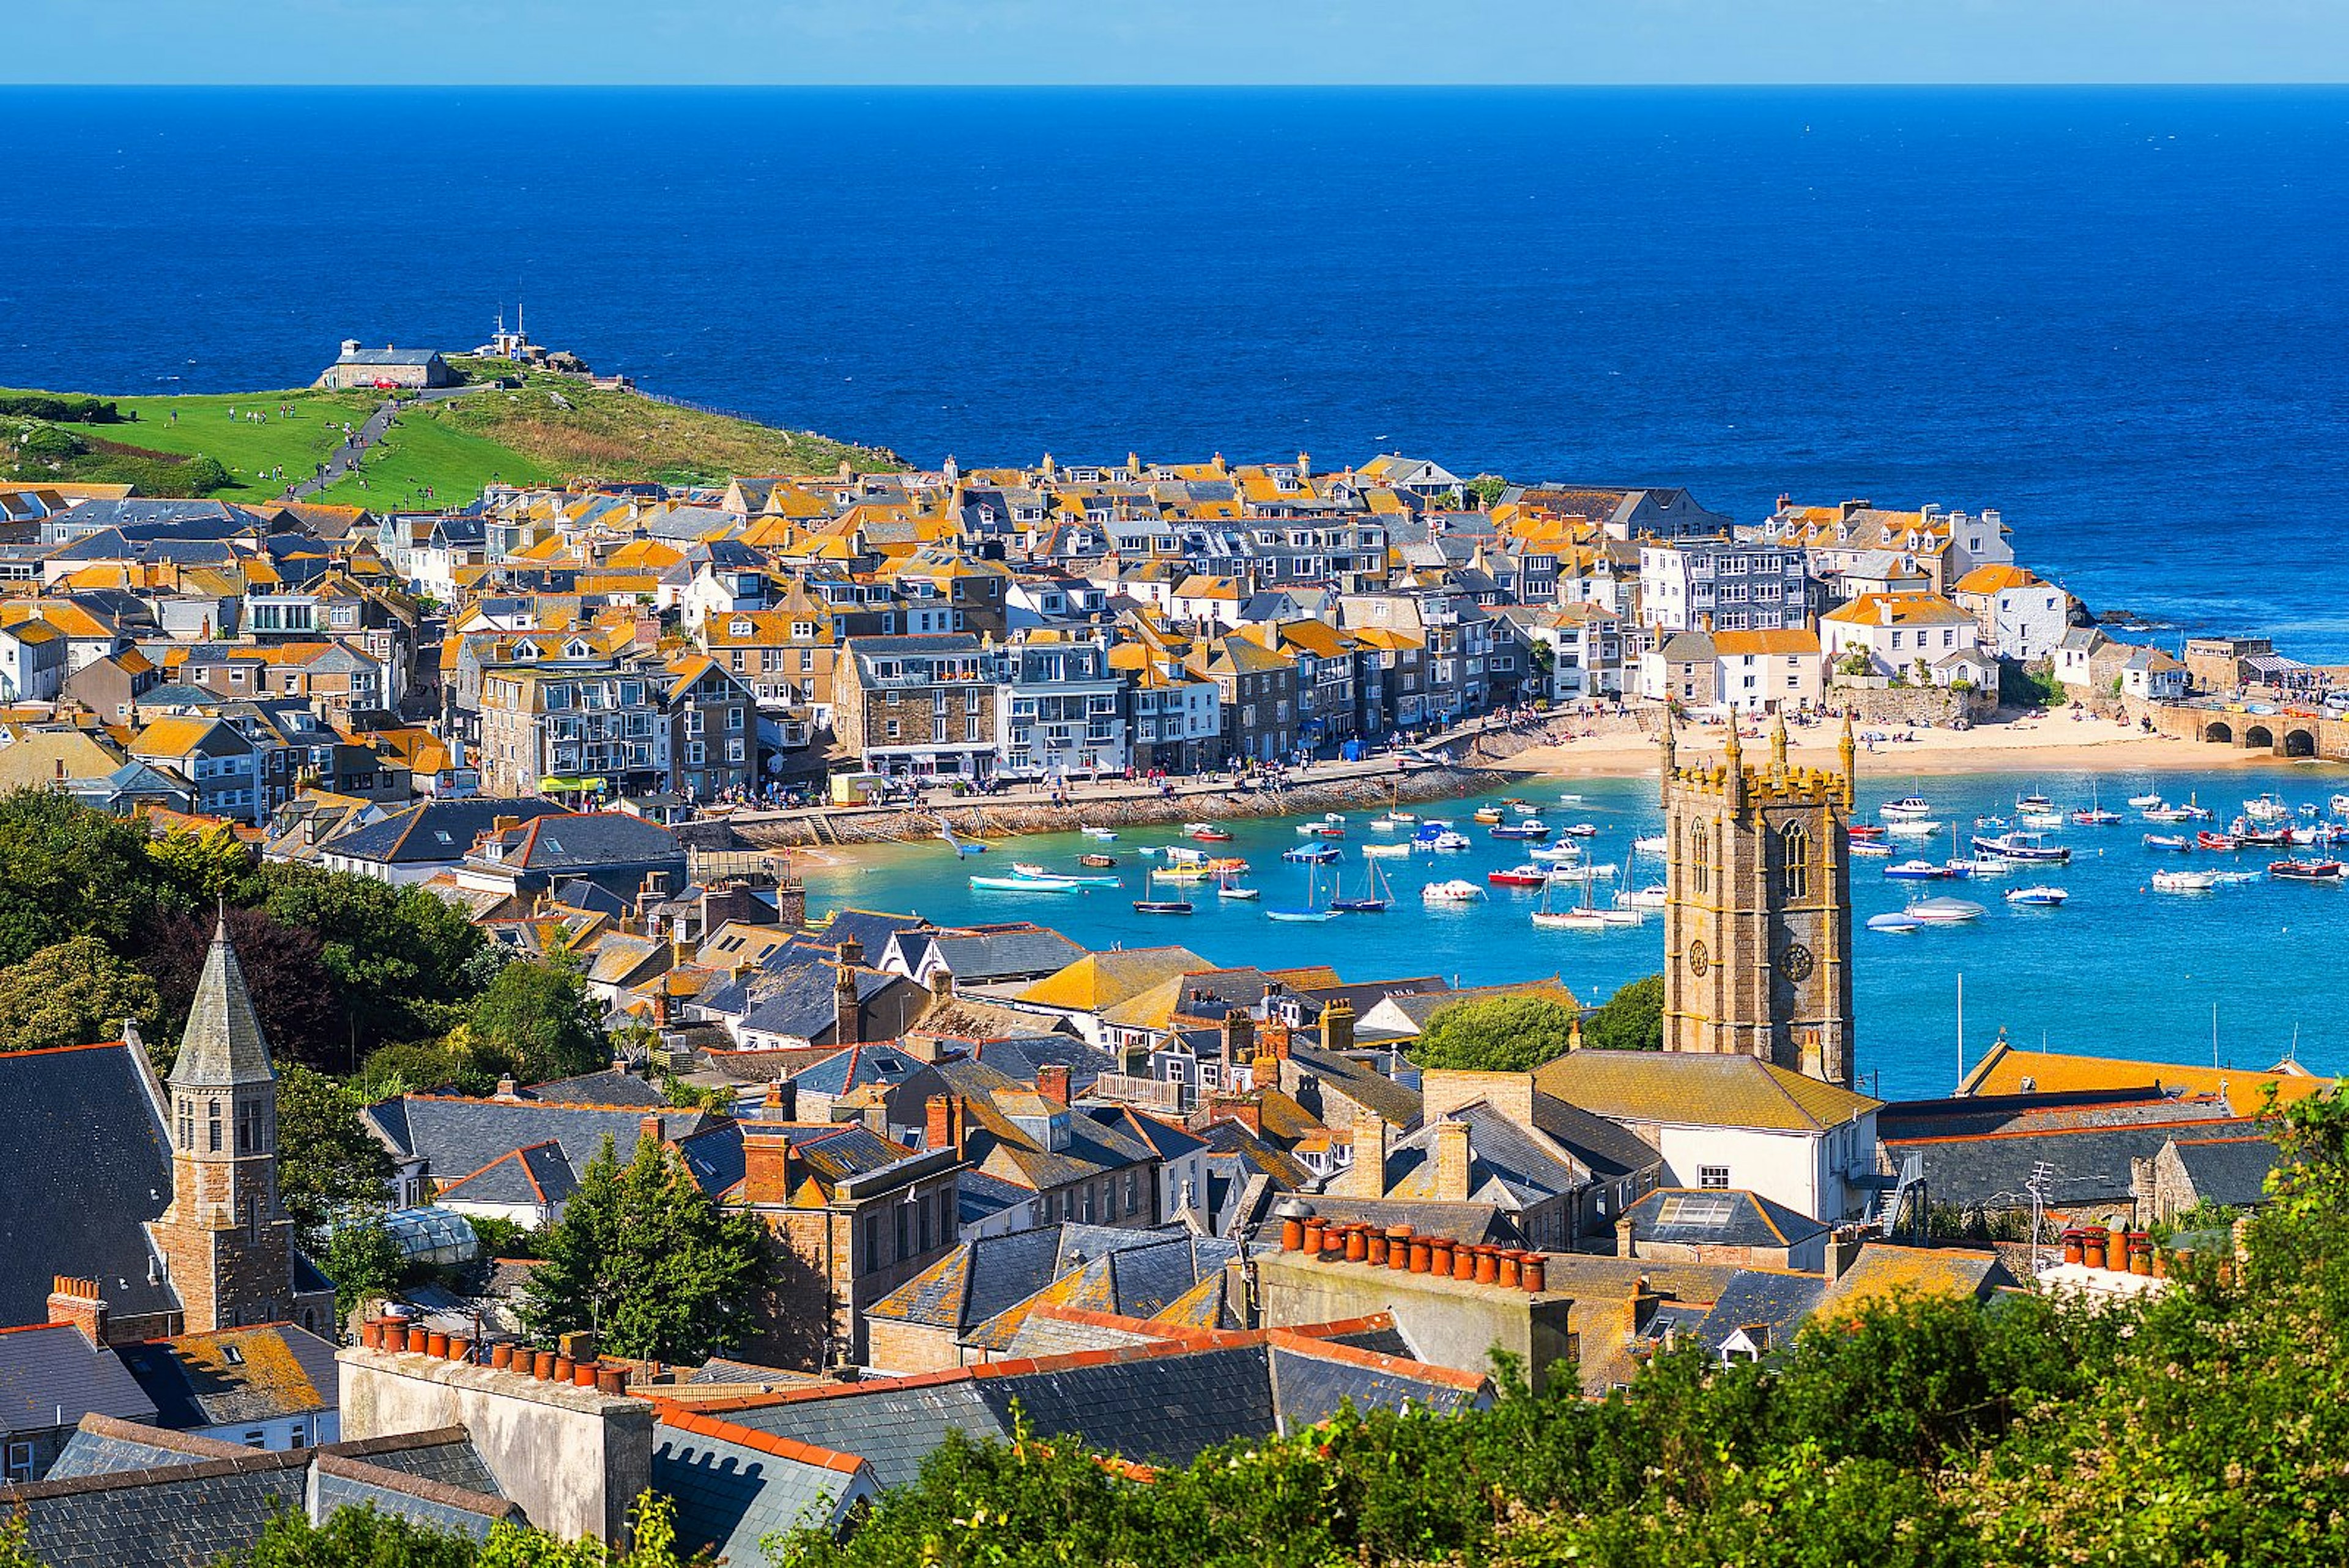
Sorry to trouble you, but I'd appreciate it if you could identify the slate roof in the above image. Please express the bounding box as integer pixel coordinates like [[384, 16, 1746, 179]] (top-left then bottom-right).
[[1620, 1188, 1829, 1251], [0, 1325, 157, 1435], [478, 811, 683, 874], [1267, 1337, 1484, 1427], [1885, 1117, 2268, 1211], [719, 1330, 1483, 1491], [921, 927, 1088, 983], [521, 1068, 667, 1108], [654, 1413, 872, 1561], [1689, 1271, 1830, 1355], [821, 909, 934, 959], [363, 1096, 703, 1191], [114, 1324, 338, 1429], [170, 918, 275, 1090], [1534, 1051, 1880, 1133], [327, 798, 568, 866], [1381, 1104, 1589, 1209], [0, 1042, 177, 1328], [1283, 1045, 1423, 1129], [433, 1141, 578, 1209], [309, 1453, 518, 1542], [45, 1414, 242, 1479], [2168, 1135, 2280, 1208], [788, 1042, 922, 1099], [2, 1446, 311, 1568]]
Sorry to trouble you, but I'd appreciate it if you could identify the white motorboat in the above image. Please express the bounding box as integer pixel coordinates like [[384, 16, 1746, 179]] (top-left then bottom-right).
[[2331, 793, 2349, 817], [1850, 841, 1893, 859], [2244, 792, 2291, 824], [1625, 880, 1668, 909], [1907, 896, 1986, 924], [1632, 834, 1668, 855], [2005, 885, 2068, 907], [1530, 844, 1584, 866], [2126, 792, 2164, 809], [2152, 869, 2220, 893], [1428, 831, 1472, 852], [2019, 811, 2066, 830], [1962, 855, 2016, 877], [1369, 816, 1400, 831], [1881, 795, 1934, 819], [1360, 841, 1412, 859], [1422, 879, 1485, 905], [1973, 831, 2071, 864], [1883, 819, 1945, 839], [1867, 912, 1923, 934], [1080, 826, 1119, 841], [1543, 861, 1619, 883]]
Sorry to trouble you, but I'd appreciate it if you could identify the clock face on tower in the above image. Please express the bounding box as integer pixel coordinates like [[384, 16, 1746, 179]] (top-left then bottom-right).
[[1687, 938, 1710, 977], [1779, 942, 1816, 983]]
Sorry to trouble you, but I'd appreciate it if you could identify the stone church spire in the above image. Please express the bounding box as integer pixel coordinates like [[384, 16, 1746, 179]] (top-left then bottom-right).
[[170, 910, 275, 1089]]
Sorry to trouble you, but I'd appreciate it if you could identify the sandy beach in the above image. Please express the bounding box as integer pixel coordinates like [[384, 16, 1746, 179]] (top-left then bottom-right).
[[1498, 712, 2348, 780]]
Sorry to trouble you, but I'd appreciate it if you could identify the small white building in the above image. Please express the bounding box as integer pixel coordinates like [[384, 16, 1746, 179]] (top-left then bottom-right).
[[1820, 592, 1982, 685], [1534, 1051, 1882, 1224], [0, 620, 65, 702], [1710, 628, 1823, 714], [1951, 565, 2074, 663]]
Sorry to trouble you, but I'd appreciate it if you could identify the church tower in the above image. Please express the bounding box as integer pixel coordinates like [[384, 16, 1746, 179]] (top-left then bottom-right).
[[151, 915, 295, 1330], [1660, 710, 1857, 1087]]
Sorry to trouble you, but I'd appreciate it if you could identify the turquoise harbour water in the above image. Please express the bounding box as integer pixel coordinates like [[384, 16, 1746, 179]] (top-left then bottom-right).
[[796, 762, 2349, 1101]]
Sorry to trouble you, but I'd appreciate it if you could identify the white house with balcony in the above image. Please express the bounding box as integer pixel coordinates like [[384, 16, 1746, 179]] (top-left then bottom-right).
[[995, 631, 1128, 779]]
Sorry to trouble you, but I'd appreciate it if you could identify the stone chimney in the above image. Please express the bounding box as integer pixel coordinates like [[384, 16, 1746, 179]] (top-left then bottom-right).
[[1825, 1230, 1865, 1280], [1337, 1117, 1388, 1198], [1260, 1020, 1292, 1065], [833, 959, 861, 1047], [1220, 1008, 1255, 1071], [1624, 1276, 1663, 1337], [46, 1276, 109, 1346], [1036, 1064, 1071, 1108], [1614, 1214, 1637, 1259], [1431, 1118, 1473, 1202], [1320, 996, 1356, 1056]]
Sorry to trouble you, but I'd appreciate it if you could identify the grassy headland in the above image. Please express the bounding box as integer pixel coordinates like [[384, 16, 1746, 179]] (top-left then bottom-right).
[[0, 363, 894, 507]]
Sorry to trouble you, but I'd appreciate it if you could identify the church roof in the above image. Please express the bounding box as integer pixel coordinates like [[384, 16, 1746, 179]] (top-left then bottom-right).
[[169, 917, 275, 1089]]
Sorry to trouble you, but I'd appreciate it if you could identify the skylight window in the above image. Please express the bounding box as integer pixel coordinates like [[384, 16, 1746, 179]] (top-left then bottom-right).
[[1655, 1194, 1735, 1227]]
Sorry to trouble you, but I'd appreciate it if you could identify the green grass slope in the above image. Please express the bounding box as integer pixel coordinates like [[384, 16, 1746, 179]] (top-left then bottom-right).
[[1, 366, 894, 508]]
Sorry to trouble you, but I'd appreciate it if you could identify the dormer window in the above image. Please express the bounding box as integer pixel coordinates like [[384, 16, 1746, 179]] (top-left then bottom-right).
[[729, 618, 753, 637]]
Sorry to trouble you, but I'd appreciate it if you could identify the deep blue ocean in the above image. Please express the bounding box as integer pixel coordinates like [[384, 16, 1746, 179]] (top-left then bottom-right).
[[6, 86, 2349, 655]]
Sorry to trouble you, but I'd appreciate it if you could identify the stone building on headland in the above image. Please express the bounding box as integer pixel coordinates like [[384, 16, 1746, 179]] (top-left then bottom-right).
[[315, 340, 452, 390]]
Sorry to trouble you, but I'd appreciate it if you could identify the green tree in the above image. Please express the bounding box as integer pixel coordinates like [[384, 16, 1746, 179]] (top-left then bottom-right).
[[260, 865, 486, 1050], [0, 789, 165, 965], [277, 1063, 395, 1248], [0, 934, 160, 1052], [519, 1135, 768, 1363], [1468, 474, 1508, 507], [1581, 973, 1664, 1053], [467, 958, 608, 1083], [1406, 994, 1581, 1074], [354, 1038, 503, 1101], [145, 820, 256, 903], [324, 1216, 404, 1328], [140, 906, 346, 1074]]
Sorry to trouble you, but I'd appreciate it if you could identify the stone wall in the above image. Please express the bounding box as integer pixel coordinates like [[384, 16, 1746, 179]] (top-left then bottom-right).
[[1252, 1251, 1578, 1395], [336, 1347, 653, 1546], [1825, 682, 1998, 728]]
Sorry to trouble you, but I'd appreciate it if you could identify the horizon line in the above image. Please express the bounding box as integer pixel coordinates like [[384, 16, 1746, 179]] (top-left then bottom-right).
[[8, 80, 2349, 91]]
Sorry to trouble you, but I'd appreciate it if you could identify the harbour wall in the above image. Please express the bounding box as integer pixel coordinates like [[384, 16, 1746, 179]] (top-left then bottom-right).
[[730, 762, 1513, 849]]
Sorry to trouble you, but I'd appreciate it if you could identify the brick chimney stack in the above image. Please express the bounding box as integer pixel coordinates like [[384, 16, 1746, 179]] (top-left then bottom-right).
[[833, 950, 862, 1047], [741, 1124, 791, 1206], [1432, 1118, 1473, 1202], [926, 1093, 961, 1153], [46, 1276, 108, 1347], [1037, 1064, 1071, 1109]]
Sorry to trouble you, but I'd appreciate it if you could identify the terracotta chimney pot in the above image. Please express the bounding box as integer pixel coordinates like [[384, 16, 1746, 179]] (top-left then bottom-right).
[[491, 1343, 516, 1371]]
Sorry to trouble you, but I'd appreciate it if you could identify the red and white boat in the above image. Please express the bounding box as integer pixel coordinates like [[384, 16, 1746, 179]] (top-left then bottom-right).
[[2269, 858, 2345, 882], [1849, 824, 1887, 843], [2196, 831, 2243, 852], [1487, 864, 1551, 888]]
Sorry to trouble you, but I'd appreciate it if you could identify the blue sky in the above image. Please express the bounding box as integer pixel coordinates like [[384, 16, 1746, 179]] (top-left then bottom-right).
[[10, 0, 2348, 84]]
